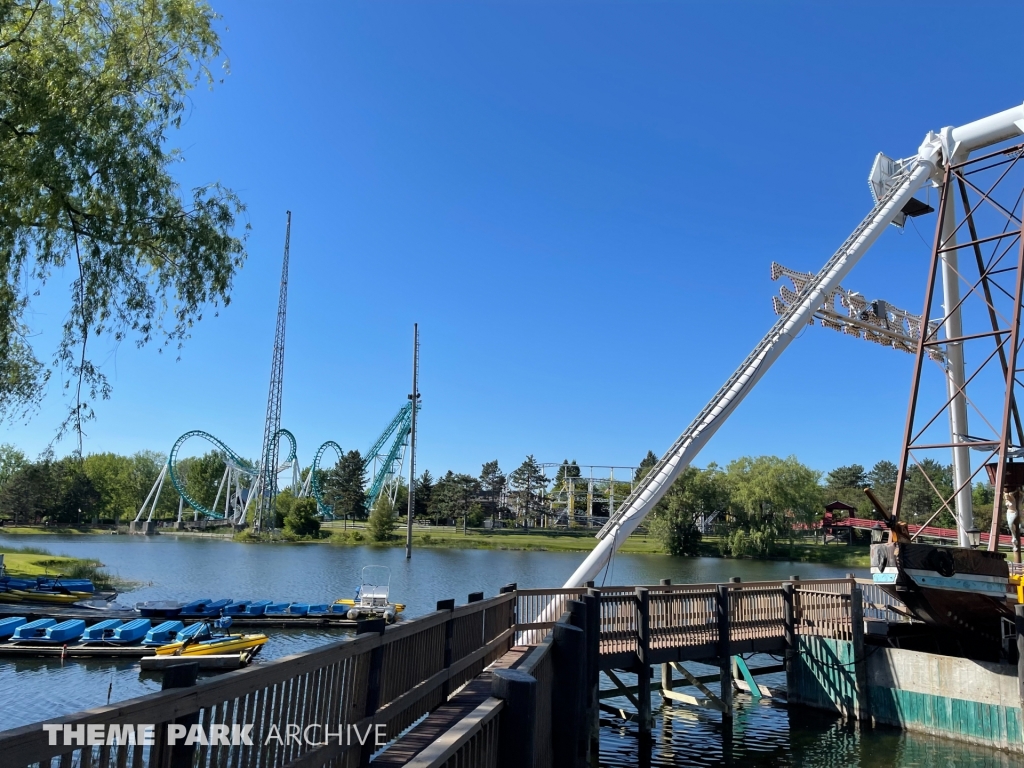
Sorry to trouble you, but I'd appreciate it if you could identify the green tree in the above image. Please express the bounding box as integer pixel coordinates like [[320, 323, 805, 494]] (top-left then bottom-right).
[[479, 460, 505, 518], [0, 0, 248, 444], [0, 459, 55, 523], [901, 459, 954, 528], [55, 468, 100, 524], [283, 496, 320, 538], [273, 487, 296, 529], [508, 455, 546, 526], [182, 450, 226, 512], [823, 463, 873, 517], [867, 460, 899, 510], [725, 455, 822, 556], [413, 470, 433, 520], [826, 464, 867, 490], [430, 471, 480, 525], [973, 482, 996, 534], [0, 443, 27, 492], [635, 450, 658, 481], [367, 494, 397, 542], [650, 464, 730, 555], [324, 450, 366, 520]]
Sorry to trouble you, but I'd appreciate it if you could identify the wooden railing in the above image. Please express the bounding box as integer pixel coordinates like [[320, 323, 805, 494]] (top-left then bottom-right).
[[1, 578, 866, 768], [518, 630, 556, 768], [1, 592, 516, 768], [516, 578, 856, 666]]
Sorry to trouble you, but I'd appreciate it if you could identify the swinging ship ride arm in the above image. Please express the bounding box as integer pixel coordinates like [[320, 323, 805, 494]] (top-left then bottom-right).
[[564, 104, 1024, 589]]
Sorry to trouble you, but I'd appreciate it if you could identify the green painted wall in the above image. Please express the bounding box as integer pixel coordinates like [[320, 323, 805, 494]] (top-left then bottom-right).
[[788, 636, 858, 718], [870, 686, 1022, 752], [790, 637, 1024, 754]]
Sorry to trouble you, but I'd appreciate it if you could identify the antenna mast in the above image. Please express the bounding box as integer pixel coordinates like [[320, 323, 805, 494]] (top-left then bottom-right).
[[406, 323, 420, 559], [254, 211, 292, 533]]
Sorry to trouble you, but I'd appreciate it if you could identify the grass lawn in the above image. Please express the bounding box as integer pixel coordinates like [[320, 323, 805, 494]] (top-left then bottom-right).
[[0, 526, 112, 535], [1, 544, 116, 587]]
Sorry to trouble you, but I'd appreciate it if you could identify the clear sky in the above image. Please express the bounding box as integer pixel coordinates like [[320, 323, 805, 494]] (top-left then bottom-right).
[[6, 1, 1024, 482]]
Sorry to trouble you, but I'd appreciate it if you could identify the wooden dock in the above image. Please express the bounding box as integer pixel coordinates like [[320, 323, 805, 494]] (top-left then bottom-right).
[[0, 604, 366, 629], [0, 578, 868, 768]]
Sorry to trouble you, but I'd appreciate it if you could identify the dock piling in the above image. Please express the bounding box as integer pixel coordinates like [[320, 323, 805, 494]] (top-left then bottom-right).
[[553, 620, 587, 767], [492, 669, 538, 768], [659, 579, 672, 705], [635, 587, 652, 734], [850, 579, 870, 723], [716, 584, 733, 718], [158, 662, 198, 768]]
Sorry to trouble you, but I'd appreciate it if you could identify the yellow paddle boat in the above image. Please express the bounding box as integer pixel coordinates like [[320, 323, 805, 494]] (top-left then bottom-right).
[[155, 632, 268, 656], [8, 589, 82, 605]]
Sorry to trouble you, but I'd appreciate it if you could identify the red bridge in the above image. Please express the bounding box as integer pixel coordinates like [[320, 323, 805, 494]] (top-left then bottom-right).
[[831, 516, 1015, 548]]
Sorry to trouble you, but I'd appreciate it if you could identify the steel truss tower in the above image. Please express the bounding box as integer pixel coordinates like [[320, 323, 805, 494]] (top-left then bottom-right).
[[254, 212, 292, 533], [892, 145, 1024, 559]]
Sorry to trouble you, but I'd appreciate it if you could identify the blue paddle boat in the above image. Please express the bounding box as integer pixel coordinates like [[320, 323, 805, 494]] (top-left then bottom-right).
[[0, 616, 27, 639], [82, 619, 122, 641], [143, 621, 184, 646], [108, 619, 151, 644], [12, 618, 57, 640]]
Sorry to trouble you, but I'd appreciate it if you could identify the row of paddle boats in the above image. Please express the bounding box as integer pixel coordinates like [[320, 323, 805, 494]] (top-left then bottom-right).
[[135, 567, 405, 624], [0, 576, 101, 604], [0, 615, 267, 656], [136, 597, 402, 621]]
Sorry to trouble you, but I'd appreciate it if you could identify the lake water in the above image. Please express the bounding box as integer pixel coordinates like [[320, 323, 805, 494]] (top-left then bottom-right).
[[0, 534, 1014, 766]]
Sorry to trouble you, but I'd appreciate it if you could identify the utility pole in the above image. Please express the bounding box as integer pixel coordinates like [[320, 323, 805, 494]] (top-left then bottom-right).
[[406, 323, 420, 559]]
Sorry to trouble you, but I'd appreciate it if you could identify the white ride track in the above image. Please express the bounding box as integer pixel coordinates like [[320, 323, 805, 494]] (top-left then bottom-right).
[[564, 103, 1024, 589]]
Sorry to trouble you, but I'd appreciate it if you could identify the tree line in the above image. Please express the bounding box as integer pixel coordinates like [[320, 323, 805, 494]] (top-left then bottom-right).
[[0, 443, 990, 557]]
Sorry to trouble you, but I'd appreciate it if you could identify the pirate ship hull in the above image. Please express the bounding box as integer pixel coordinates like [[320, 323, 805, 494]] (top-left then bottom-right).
[[871, 541, 1013, 656]]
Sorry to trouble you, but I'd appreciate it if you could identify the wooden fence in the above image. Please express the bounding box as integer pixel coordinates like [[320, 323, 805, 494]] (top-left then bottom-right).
[[0, 593, 516, 768], [0, 578, 863, 768]]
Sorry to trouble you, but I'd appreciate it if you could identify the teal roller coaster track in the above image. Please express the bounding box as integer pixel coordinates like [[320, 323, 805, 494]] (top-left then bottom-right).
[[136, 404, 417, 525], [308, 402, 417, 519], [135, 428, 299, 523]]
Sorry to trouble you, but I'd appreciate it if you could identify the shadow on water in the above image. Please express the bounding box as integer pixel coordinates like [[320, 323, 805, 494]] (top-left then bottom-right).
[[601, 692, 1020, 767]]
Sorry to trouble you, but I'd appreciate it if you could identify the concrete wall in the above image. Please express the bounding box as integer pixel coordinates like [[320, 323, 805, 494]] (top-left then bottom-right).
[[790, 637, 1024, 754]]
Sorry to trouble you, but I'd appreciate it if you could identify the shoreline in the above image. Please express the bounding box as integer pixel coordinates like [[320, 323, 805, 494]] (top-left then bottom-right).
[[2, 525, 869, 568]]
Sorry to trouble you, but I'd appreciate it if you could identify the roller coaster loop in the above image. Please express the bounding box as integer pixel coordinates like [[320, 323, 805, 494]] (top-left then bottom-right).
[[310, 441, 343, 519], [166, 428, 297, 520]]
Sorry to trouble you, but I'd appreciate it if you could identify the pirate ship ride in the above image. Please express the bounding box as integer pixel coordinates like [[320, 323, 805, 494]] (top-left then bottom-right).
[[865, 138, 1024, 659]]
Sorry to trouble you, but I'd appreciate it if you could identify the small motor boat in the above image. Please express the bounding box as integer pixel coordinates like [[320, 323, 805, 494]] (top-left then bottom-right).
[[336, 566, 404, 623]]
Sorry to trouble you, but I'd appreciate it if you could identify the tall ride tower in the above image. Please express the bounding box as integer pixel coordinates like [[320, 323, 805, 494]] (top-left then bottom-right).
[[254, 212, 292, 533]]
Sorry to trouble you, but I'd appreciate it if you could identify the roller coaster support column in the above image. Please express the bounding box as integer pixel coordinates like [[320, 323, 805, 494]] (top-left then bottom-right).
[[135, 462, 169, 524], [562, 137, 940, 588]]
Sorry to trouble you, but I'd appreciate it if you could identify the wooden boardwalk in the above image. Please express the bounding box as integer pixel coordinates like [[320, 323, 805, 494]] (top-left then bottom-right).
[[372, 647, 529, 766], [0, 578, 861, 768]]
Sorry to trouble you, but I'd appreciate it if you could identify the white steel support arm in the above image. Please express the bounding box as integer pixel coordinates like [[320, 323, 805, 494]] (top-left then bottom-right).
[[562, 142, 939, 589]]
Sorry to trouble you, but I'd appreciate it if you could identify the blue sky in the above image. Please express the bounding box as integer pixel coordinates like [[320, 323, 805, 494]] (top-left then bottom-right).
[[7, 2, 1024, 481]]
